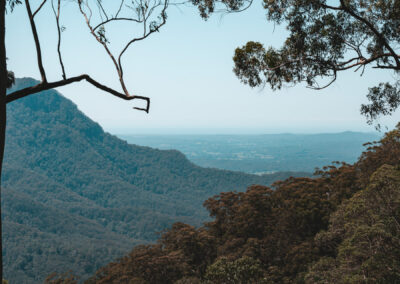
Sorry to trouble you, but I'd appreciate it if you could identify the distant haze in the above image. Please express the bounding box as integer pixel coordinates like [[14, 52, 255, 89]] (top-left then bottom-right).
[[119, 132, 381, 173]]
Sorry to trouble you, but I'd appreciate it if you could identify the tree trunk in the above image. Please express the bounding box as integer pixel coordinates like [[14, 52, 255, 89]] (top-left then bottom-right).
[[0, 0, 6, 282]]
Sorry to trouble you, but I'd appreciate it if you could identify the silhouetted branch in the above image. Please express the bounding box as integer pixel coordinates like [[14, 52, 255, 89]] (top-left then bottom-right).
[[78, 0, 169, 98], [51, 0, 66, 79], [6, 74, 150, 112], [117, 0, 168, 87], [19, 0, 167, 113], [116, 0, 125, 17], [32, 0, 47, 18], [95, 0, 108, 21], [78, 1, 125, 92], [93, 17, 142, 31], [25, 0, 47, 82]]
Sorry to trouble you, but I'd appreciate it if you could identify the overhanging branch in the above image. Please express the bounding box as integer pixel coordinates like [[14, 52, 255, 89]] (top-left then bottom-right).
[[6, 75, 150, 112]]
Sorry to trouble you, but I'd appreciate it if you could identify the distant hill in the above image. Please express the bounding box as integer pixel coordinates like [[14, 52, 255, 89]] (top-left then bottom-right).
[[2, 78, 308, 283], [120, 132, 381, 174]]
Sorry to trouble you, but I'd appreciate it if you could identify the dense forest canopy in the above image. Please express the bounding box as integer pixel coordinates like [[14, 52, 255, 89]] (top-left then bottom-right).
[[3, 0, 400, 283], [2, 78, 306, 283], [77, 124, 400, 283]]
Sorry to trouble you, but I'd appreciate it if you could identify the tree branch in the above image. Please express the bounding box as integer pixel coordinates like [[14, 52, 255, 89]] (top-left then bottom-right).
[[117, 0, 168, 86], [95, 0, 109, 21], [79, 0, 169, 100], [335, 53, 397, 71], [51, 0, 66, 79], [25, 0, 47, 83], [32, 0, 47, 18], [320, 3, 342, 11], [116, 0, 125, 17], [78, 1, 125, 92], [6, 75, 150, 112], [93, 17, 142, 31], [373, 65, 399, 70], [339, 0, 400, 68]]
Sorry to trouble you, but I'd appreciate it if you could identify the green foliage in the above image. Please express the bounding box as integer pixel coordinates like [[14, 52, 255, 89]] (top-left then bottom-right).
[[204, 257, 266, 284], [6, 71, 14, 89], [307, 164, 400, 282], [6, 0, 21, 13], [361, 82, 400, 126], [193, 0, 400, 124], [89, 124, 400, 283], [6, 78, 400, 283], [3, 78, 297, 283]]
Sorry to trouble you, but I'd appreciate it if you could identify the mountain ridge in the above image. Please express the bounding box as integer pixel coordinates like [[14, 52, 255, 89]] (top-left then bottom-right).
[[2, 78, 307, 283]]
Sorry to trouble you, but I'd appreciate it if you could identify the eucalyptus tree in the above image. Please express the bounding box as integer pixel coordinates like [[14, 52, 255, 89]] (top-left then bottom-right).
[[193, 0, 400, 126], [1, 0, 171, 280]]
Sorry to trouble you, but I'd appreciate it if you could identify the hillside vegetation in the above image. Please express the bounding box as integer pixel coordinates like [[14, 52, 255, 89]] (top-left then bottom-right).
[[3, 78, 306, 283], [82, 124, 400, 283]]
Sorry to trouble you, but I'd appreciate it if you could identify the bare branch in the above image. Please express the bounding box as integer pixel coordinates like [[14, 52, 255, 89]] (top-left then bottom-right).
[[116, 0, 125, 17], [93, 17, 142, 31], [78, 0, 169, 101], [32, 0, 47, 18], [25, 0, 47, 83], [51, 0, 66, 79], [6, 75, 150, 112], [306, 65, 337, 90], [117, 0, 168, 86], [78, 1, 124, 92], [96, 0, 109, 21], [334, 53, 398, 71], [336, 56, 361, 67]]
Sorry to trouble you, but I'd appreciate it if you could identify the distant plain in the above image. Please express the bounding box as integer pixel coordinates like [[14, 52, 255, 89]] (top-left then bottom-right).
[[120, 132, 381, 174]]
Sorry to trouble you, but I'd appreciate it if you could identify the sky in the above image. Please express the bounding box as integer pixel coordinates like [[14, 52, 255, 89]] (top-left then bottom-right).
[[6, 0, 400, 134]]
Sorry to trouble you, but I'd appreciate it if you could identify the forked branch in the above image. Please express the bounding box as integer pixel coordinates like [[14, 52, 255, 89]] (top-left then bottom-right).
[[77, 0, 168, 102], [22, 0, 157, 112]]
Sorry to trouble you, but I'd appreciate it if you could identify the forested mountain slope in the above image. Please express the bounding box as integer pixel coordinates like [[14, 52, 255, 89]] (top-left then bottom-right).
[[86, 124, 400, 284], [2, 78, 307, 283]]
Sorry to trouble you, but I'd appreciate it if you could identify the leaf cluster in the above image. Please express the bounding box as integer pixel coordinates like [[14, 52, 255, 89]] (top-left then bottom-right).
[[193, 0, 400, 125]]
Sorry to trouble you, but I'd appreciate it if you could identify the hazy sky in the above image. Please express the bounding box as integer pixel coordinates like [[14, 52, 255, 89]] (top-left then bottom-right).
[[6, 0, 400, 134]]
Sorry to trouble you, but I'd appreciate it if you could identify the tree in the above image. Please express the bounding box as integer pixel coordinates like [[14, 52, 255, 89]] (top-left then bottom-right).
[[0, 0, 170, 280], [85, 125, 400, 282], [306, 164, 400, 283], [204, 256, 266, 284], [192, 0, 400, 127]]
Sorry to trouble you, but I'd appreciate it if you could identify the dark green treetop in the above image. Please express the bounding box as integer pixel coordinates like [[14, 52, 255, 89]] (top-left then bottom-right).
[[193, 0, 400, 127]]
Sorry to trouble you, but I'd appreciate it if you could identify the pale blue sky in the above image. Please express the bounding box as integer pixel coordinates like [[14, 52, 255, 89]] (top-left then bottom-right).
[[6, 0, 400, 134]]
